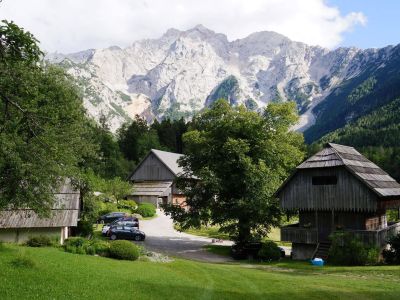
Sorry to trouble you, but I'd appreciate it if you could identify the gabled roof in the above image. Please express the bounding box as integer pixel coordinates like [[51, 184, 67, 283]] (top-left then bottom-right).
[[278, 143, 400, 198], [150, 149, 184, 176], [0, 181, 80, 229]]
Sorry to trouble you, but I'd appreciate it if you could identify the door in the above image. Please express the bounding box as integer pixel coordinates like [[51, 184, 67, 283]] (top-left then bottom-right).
[[316, 211, 333, 242]]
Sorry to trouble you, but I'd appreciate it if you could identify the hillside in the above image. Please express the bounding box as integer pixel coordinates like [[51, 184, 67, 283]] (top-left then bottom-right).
[[304, 44, 400, 143], [48, 25, 392, 132], [313, 98, 400, 180]]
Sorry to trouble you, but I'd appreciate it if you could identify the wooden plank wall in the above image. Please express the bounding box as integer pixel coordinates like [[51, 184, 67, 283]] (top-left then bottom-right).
[[280, 167, 378, 211], [132, 153, 176, 181]]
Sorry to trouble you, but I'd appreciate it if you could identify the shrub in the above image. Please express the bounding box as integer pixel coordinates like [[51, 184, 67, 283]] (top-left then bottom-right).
[[76, 220, 94, 237], [85, 245, 96, 255], [64, 237, 89, 255], [383, 233, 400, 264], [109, 240, 140, 261], [366, 247, 380, 265], [118, 200, 137, 212], [136, 203, 156, 218], [258, 241, 281, 261], [99, 202, 119, 216], [26, 235, 52, 247], [11, 252, 36, 268], [91, 240, 110, 256], [329, 232, 379, 266]]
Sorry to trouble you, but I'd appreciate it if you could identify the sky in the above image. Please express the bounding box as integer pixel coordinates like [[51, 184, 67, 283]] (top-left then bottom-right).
[[0, 0, 398, 53]]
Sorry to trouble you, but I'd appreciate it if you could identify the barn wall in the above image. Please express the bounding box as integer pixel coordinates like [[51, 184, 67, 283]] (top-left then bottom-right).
[[131, 153, 176, 181], [129, 195, 159, 206], [172, 195, 186, 206], [0, 227, 62, 244], [280, 167, 378, 211]]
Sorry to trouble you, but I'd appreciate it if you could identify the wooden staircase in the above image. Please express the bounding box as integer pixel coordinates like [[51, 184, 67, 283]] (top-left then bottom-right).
[[312, 241, 331, 260]]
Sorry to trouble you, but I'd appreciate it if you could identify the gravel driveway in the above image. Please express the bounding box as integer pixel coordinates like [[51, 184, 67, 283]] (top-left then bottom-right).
[[138, 210, 233, 263]]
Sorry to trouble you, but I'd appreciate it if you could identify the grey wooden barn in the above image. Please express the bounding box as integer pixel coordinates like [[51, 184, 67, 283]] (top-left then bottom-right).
[[0, 180, 80, 244], [128, 149, 186, 207], [276, 143, 400, 260]]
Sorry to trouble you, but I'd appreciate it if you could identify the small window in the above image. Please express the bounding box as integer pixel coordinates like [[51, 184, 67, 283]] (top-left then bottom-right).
[[312, 176, 337, 185]]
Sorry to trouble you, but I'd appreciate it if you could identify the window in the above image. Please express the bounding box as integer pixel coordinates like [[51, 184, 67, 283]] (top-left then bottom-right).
[[312, 176, 337, 185]]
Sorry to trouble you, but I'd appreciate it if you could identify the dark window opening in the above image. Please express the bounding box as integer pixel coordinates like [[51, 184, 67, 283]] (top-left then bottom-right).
[[312, 176, 337, 185]]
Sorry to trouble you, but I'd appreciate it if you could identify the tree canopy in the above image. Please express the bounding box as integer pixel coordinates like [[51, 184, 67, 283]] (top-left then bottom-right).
[[0, 20, 96, 214], [164, 100, 305, 243]]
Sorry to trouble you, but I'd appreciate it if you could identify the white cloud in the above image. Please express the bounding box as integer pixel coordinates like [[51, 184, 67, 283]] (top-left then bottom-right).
[[0, 0, 366, 53]]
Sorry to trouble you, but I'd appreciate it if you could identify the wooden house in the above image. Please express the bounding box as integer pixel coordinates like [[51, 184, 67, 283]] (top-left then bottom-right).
[[276, 143, 400, 260], [0, 180, 80, 244], [127, 149, 186, 207]]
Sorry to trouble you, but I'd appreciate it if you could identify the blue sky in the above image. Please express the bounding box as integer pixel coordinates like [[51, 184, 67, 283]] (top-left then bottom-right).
[[330, 0, 400, 48]]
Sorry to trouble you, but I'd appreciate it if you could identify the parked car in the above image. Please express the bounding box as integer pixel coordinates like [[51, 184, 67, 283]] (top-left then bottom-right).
[[101, 217, 139, 235], [97, 212, 129, 224], [107, 225, 146, 241]]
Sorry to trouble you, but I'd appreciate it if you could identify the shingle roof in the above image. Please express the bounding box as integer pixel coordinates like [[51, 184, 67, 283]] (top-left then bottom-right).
[[298, 143, 400, 198], [151, 149, 184, 176], [0, 181, 80, 229]]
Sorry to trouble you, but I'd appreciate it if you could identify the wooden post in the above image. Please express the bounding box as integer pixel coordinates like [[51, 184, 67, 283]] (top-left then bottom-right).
[[331, 210, 335, 233], [315, 210, 318, 243]]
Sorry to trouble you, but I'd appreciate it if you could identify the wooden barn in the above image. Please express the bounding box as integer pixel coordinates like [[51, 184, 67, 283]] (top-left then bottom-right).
[[276, 143, 400, 260], [0, 180, 80, 244], [127, 149, 186, 207]]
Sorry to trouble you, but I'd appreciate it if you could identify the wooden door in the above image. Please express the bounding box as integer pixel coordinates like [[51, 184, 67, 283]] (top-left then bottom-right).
[[317, 211, 332, 242]]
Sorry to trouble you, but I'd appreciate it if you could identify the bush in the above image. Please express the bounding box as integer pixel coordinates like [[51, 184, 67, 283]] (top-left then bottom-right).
[[91, 240, 110, 256], [26, 235, 53, 247], [99, 202, 119, 216], [76, 220, 94, 237], [383, 233, 400, 264], [136, 203, 156, 218], [329, 232, 379, 266], [109, 240, 140, 261], [258, 241, 281, 261], [118, 200, 137, 212], [64, 237, 89, 255]]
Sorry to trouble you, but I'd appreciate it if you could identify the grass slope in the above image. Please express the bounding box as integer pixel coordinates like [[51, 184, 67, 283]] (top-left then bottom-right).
[[2, 245, 400, 299]]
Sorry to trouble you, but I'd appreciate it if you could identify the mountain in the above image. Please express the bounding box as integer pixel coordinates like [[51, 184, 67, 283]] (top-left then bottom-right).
[[311, 97, 400, 181], [47, 25, 399, 133], [304, 44, 400, 142]]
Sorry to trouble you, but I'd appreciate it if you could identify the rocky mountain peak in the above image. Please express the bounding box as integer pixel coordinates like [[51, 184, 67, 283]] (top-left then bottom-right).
[[47, 26, 396, 133]]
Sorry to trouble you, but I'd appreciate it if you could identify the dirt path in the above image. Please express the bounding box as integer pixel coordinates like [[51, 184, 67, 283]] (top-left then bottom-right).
[[138, 210, 233, 263]]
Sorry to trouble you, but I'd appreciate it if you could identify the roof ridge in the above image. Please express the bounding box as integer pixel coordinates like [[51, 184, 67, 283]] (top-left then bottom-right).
[[327, 142, 356, 149], [151, 148, 182, 155]]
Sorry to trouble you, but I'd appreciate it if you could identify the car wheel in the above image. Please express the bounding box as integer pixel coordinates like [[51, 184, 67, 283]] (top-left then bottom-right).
[[110, 234, 117, 240], [134, 235, 141, 241]]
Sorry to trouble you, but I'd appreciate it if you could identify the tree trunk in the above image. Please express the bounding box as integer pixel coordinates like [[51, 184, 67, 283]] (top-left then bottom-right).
[[237, 219, 251, 244]]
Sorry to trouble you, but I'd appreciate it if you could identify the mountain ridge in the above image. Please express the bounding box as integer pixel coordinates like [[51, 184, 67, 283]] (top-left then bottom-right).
[[47, 25, 398, 133]]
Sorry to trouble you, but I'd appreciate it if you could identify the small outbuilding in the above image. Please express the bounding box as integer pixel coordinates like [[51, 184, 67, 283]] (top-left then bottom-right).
[[127, 149, 186, 207], [276, 143, 400, 260], [0, 181, 80, 244]]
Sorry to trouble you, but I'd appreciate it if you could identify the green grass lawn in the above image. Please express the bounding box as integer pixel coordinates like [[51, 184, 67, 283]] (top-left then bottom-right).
[[175, 225, 291, 246], [1, 244, 400, 299], [174, 224, 231, 240]]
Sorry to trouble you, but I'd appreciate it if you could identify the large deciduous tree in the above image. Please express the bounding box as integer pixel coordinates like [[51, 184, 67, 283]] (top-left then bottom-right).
[[164, 100, 305, 243], [0, 21, 95, 214]]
